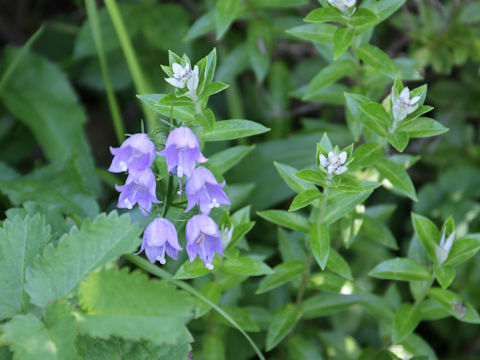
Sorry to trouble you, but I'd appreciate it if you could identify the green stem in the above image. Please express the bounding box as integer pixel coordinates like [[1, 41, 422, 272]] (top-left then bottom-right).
[[0, 26, 43, 97], [295, 252, 313, 305], [104, 0, 157, 131], [124, 254, 266, 360], [85, 0, 124, 144]]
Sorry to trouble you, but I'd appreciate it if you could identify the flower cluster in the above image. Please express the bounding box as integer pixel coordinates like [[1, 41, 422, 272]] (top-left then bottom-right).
[[109, 126, 230, 270], [165, 62, 199, 100], [319, 149, 348, 175], [327, 0, 356, 13], [392, 87, 420, 122]]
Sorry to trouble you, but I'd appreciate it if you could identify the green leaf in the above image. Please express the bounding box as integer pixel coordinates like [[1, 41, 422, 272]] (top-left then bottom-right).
[[1, 48, 99, 194], [333, 27, 354, 60], [204, 120, 269, 141], [223, 257, 273, 276], [25, 212, 142, 307], [156, 93, 193, 107], [257, 210, 310, 233], [252, 0, 309, 7], [428, 288, 480, 324], [137, 93, 195, 123], [304, 61, 356, 100], [285, 23, 336, 43], [327, 249, 353, 280], [184, 10, 214, 41], [265, 304, 301, 351], [289, 189, 323, 211], [209, 145, 255, 174], [350, 8, 379, 26], [351, 143, 384, 170], [399, 117, 449, 138], [195, 282, 222, 318], [361, 214, 398, 250], [411, 213, 439, 263], [356, 44, 397, 78], [433, 264, 455, 289], [275, 163, 316, 194], [214, 0, 240, 39], [77, 267, 193, 344], [387, 131, 410, 152], [195, 108, 215, 132], [323, 189, 374, 225], [301, 293, 363, 319], [304, 8, 346, 24], [443, 234, 480, 267], [286, 335, 323, 360], [215, 306, 259, 332], [0, 314, 60, 360], [247, 20, 272, 81], [256, 261, 304, 294], [0, 215, 50, 319], [174, 257, 221, 280], [294, 169, 327, 187], [369, 258, 431, 281], [375, 159, 417, 201], [43, 301, 77, 360], [226, 221, 255, 250], [392, 303, 420, 344], [359, 102, 391, 136], [310, 222, 330, 270], [201, 81, 229, 99], [308, 272, 356, 294]]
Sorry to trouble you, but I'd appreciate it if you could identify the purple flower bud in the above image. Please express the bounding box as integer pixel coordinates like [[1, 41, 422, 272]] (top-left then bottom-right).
[[185, 167, 230, 214], [109, 133, 156, 175], [158, 127, 207, 179], [115, 169, 160, 216], [137, 218, 182, 264], [185, 214, 223, 270]]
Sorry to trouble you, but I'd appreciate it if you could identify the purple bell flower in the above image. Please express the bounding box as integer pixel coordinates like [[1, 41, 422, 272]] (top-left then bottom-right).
[[185, 167, 230, 214], [115, 169, 160, 216], [158, 126, 207, 179], [137, 218, 182, 264], [186, 214, 223, 270], [109, 133, 156, 175]]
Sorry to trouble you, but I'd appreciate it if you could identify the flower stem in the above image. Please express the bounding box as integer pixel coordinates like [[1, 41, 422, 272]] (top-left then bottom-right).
[[124, 254, 266, 360]]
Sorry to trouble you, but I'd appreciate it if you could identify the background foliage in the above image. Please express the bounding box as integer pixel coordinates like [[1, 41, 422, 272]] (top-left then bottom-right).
[[0, 0, 480, 359]]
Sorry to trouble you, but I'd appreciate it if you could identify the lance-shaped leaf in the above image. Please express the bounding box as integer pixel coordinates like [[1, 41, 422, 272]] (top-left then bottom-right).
[[350, 8, 378, 26], [369, 258, 431, 281], [77, 267, 194, 344], [266, 304, 302, 351], [399, 117, 448, 138], [256, 261, 304, 294], [275, 162, 316, 194], [428, 288, 480, 324], [204, 120, 270, 141], [303, 60, 356, 100], [392, 303, 420, 344], [0, 215, 50, 319], [223, 256, 273, 276], [359, 102, 391, 136], [443, 234, 480, 267], [301, 293, 364, 319], [411, 212, 439, 262], [25, 212, 142, 307], [285, 23, 336, 43], [356, 43, 396, 78], [433, 264, 455, 289], [209, 145, 255, 174], [304, 8, 346, 24], [289, 189, 323, 211], [333, 27, 354, 59], [214, 0, 240, 39], [375, 158, 417, 201], [310, 222, 330, 270], [257, 210, 310, 232]]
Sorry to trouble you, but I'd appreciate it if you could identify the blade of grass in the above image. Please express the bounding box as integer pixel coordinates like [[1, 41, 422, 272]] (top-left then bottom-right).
[[124, 254, 266, 360], [103, 0, 157, 131], [0, 26, 44, 97], [85, 0, 124, 144]]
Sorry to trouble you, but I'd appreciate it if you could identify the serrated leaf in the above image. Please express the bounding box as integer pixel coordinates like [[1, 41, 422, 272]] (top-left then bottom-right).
[[333, 27, 354, 60], [43, 301, 77, 360], [256, 261, 304, 294], [310, 222, 330, 270], [392, 303, 420, 344], [375, 159, 417, 201], [25, 212, 142, 307], [356, 43, 397, 78], [301, 293, 363, 319], [0, 215, 50, 319], [257, 210, 310, 232], [369, 258, 431, 281], [275, 163, 316, 194], [204, 120, 269, 141], [411, 213, 439, 263], [223, 256, 272, 276], [304, 61, 356, 100], [289, 190, 323, 211], [428, 288, 480, 323], [77, 267, 193, 344], [265, 304, 301, 351]]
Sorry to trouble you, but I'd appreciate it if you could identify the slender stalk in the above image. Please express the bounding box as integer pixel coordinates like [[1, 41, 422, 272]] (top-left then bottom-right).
[[104, 0, 157, 131], [124, 254, 266, 360], [85, 0, 124, 144], [0, 26, 43, 97]]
